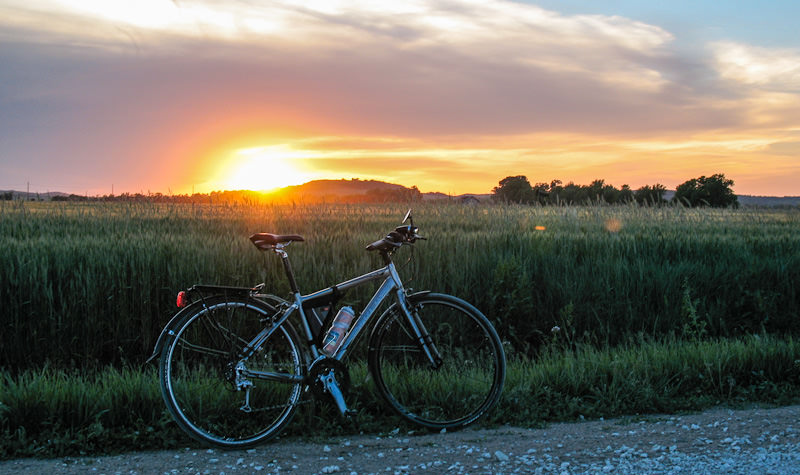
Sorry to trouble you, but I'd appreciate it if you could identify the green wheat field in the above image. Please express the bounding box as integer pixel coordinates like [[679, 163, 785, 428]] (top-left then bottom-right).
[[1, 200, 799, 457]]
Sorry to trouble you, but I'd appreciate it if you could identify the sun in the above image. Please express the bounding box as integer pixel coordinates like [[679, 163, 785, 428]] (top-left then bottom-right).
[[219, 145, 315, 192]]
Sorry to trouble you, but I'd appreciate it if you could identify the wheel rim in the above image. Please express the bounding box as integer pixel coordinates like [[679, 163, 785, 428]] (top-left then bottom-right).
[[162, 300, 303, 446], [371, 297, 503, 428]]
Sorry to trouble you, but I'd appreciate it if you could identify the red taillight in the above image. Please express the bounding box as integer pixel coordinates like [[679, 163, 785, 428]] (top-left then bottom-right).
[[176, 291, 188, 308]]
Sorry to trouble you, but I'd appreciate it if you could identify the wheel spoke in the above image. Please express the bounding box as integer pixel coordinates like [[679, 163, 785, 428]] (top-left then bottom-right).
[[159, 297, 305, 448], [175, 337, 229, 358], [368, 293, 505, 429]]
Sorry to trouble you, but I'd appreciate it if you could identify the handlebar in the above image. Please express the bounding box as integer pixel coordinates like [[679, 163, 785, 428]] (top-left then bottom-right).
[[365, 213, 426, 254], [392, 224, 426, 244]]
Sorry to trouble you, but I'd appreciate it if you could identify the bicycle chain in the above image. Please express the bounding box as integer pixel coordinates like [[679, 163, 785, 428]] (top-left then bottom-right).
[[241, 396, 314, 413], [238, 358, 350, 414]]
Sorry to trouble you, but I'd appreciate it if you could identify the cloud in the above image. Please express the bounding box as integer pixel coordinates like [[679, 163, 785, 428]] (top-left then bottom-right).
[[0, 0, 728, 142], [711, 41, 800, 92], [1, 1, 799, 195]]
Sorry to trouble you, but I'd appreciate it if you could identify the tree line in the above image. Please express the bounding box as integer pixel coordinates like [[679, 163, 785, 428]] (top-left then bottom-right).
[[14, 186, 424, 204], [492, 173, 738, 207]]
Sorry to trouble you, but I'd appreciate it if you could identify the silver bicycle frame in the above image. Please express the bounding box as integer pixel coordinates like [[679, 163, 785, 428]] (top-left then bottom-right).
[[294, 265, 394, 359], [238, 258, 436, 383]]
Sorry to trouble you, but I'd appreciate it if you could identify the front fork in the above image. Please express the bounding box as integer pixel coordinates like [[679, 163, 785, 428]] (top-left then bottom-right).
[[395, 290, 443, 369], [385, 260, 443, 369]]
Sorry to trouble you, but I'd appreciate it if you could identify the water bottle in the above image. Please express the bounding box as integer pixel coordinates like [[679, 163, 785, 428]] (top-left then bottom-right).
[[321, 306, 355, 356]]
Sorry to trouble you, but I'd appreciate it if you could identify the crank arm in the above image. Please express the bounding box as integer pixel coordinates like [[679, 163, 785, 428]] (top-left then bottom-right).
[[321, 371, 354, 417]]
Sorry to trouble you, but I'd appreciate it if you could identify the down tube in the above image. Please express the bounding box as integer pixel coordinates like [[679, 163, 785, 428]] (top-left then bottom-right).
[[332, 277, 397, 360]]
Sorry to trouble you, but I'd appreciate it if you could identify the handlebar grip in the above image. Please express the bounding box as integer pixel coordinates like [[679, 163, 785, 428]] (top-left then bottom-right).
[[386, 231, 404, 243], [366, 224, 424, 252]]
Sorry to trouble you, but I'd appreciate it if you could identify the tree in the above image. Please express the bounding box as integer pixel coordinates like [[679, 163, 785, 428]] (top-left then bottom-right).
[[364, 185, 422, 202], [559, 182, 583, 204], [587, 179, 605, 203], [634, 184, 667, 205], [619, 184, 634, 203], [492, 176, 535, 204], [532, 182, 553, 205], [602, 182, 621, 203], [673, 174, 738, 208]]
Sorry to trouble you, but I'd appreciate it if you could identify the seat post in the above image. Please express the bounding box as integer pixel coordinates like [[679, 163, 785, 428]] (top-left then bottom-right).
[[274, 247, 300, 294]]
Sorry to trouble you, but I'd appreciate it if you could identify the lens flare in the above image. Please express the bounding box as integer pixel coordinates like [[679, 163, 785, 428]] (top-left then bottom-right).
[[219, 145, 315, 192], [605, 218, 623, 233]]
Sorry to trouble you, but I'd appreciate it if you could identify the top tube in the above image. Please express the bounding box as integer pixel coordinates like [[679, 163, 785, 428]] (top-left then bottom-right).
[[300, 266, 391, 302]]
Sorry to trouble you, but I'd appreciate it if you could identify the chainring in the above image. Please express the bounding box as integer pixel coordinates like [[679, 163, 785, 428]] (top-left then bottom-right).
[[307, 357, 351, 401]]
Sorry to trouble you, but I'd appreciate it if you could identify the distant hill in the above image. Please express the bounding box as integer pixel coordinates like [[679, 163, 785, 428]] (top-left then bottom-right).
[[274, 179, 490, 203], [658, 190, 800, 207], [737, 195, 800, 207], [422, 191, 492, 202], [281, 179, 409, 197]]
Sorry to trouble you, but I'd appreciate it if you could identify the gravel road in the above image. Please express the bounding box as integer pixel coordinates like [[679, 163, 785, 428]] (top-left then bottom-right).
[[2, 405, 798, 474]]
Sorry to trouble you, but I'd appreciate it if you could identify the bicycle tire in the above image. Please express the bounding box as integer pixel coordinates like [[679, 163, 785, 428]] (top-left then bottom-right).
[[367, 292, 505, 430], [159, 296, 305, 448]]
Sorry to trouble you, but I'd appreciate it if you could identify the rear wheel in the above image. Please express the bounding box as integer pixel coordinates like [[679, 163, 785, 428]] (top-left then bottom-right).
[[368, 293, 505, 430], [159, 296, 305, 448]]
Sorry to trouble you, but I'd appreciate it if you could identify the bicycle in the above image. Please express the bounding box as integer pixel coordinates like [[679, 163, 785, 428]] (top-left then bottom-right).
[[147, 210, 506, 448]]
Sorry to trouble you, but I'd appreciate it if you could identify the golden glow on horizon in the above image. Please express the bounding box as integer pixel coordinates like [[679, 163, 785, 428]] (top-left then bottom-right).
[[217, 145, 318, 192], [188, 128, 800, 197]]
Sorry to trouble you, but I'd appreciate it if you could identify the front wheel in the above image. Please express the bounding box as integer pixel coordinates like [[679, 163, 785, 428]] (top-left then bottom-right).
[[159, 296, 305, 448], [368, 293, 505, 430]]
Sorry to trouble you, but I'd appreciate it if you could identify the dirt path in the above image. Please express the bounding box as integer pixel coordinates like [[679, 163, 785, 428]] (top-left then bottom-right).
[[2, 405, 799, 474]]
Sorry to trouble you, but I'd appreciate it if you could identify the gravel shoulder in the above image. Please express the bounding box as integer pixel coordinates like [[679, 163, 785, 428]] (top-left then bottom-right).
[[2, 404, 799, 474]]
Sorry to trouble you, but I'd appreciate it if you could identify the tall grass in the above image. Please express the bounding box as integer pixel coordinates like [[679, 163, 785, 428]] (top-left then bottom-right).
[[2, 335, 798, 459], [501, 335, 800, 423], [3, 201, 798, 458], [1, 201, 799, 368]]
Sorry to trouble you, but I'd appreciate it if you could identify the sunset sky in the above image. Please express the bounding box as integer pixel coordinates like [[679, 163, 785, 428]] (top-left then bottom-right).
[[2, 1, 800, 196]]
